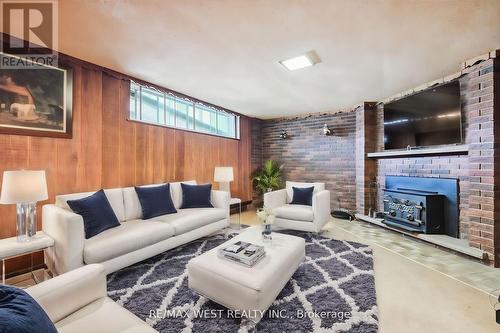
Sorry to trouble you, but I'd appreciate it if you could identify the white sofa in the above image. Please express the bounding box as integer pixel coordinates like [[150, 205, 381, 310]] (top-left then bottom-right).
[[264, 181, 331, 233], [27, 264, 157, 333], [43, 180, 230, 275]]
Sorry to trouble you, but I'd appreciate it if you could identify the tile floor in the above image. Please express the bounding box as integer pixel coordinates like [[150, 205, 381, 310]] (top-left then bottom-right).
[[237, 210, 500, 332], [237, 210, 500, 296], [330, 217, 500, 295]]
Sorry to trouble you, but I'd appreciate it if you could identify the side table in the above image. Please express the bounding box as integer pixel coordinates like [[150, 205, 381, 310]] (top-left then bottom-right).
[[0, 231, 54, 285], [229, 197, 242, 230]]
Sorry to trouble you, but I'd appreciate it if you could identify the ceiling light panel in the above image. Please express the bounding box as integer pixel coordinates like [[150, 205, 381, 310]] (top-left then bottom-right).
[[280, 51, 321, 71]]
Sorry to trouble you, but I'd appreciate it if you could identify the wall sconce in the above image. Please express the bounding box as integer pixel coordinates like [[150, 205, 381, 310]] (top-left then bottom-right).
[[322, 124, 331, 136], [279, 130, 288, 139]]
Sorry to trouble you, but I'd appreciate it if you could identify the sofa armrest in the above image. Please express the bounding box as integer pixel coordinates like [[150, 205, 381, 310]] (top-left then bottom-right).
[[264, 189, 287, 209], [312, 190, 331, 229], [211, 190, 230, 219], [42, 204, 85, 275], [26, 264, 107, 324]]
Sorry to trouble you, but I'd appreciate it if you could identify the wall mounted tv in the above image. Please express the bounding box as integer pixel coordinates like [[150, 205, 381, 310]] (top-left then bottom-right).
[[383, 80, 462, 150]]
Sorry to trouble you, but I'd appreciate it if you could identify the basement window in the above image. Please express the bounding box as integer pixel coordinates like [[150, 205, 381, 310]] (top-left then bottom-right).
[[129, 81, 240, 139]]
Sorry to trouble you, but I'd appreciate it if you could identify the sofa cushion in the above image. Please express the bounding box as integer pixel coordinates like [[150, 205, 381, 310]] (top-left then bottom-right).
[[290, 186, 314, 206], [56, 188, 125, 222], [123, 181, 197, 220], [135, 184, 177, 219], [273, 204, 314, 222], [67, 190, 121, 239], [151, 208, 225, 235], [83, 220, 175, 264], [180, 183, 214, 209], [0, 285, 57, 333], [170, 180, 197, 209], [122, 187, 142, 221], [286, 181, 325, 203], [55, 297, 157, 333], [123, 184, 164, 221]]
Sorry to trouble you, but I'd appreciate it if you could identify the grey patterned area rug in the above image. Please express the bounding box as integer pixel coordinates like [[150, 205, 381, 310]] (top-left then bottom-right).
[[107, 230, 378, 333]]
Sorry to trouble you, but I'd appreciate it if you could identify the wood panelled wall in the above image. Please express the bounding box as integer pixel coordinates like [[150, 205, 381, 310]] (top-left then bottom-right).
[[0, 59, 253, 276]]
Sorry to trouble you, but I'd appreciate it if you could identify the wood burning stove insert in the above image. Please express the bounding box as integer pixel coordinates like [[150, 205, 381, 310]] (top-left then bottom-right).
[[383, 188, 444, 233], [382, 176, 459, 237]]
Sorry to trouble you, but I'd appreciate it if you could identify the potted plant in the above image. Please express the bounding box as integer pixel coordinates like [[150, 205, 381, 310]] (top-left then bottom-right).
[[252, 159, 283, 207]]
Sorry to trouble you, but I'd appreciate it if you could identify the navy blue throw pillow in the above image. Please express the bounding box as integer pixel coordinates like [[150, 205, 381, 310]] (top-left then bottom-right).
[[290, 186, 314, 206], [135, 184, 177, 219], [0, 285, 57, 333], [180, 183, 214, 209], [67, 190, 120, 239]]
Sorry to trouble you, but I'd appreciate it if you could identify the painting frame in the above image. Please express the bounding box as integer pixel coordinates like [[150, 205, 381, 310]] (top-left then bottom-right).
[[0, 52, 73, 138]]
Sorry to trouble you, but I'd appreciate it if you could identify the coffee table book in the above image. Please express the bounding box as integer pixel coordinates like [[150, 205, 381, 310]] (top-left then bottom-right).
[[217, 241, 265, 267]]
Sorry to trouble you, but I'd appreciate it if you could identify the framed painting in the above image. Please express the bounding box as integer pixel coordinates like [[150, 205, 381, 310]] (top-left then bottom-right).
[[0, 53, 72, 138]]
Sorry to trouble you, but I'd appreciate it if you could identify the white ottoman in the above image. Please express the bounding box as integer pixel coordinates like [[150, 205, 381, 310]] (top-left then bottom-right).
[[187, 226, 305, 323]]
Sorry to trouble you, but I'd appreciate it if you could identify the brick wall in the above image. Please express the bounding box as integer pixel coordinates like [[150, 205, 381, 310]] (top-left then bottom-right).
[[261, 112, 357, 211], [495, 58, 500, 264]]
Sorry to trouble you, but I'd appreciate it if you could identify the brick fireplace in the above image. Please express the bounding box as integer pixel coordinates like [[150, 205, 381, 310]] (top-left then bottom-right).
[[355, 54, 500, 266]]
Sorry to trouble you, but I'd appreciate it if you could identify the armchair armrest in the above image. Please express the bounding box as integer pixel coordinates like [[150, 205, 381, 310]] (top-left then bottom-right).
[[42, 204, 85, 275], [26, 264, 107, 323], [264, 189, 287, 209], [211, 190, 230, 219], [312, 190, 331, 230]]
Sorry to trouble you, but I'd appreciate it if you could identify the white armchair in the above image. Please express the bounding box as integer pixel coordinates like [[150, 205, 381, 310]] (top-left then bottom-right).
[[26, 264, 156, 333], [264, 181, 331, 233]]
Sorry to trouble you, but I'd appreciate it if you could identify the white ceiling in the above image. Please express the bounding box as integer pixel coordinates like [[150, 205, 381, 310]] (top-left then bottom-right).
[[56, 0, 500, 119]]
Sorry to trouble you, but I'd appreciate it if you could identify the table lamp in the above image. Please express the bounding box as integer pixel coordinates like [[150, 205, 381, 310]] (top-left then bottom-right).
[[214, 167, 234, 197], [0, 170, 48, 242]]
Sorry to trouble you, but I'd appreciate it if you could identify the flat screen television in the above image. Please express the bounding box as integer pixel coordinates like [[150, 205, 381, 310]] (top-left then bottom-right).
[[383, 80, 462, 150]]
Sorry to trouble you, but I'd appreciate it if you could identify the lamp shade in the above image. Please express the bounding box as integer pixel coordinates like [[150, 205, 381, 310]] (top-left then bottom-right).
[[214, 167, 234, 182], [0, 170, 48, 204]]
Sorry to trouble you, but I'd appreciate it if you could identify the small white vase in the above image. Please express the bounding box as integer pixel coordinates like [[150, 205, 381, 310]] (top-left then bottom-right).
[[262, 223, 272, 242]]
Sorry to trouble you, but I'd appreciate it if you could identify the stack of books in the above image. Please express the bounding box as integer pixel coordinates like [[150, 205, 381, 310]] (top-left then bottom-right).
[[218, 241, 265, 267]]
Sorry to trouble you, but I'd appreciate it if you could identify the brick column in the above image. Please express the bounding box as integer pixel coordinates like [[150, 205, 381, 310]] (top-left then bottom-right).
[[460, 57, 499, 266], [495, 58, 500, 266], [355, 102, 378, 215]]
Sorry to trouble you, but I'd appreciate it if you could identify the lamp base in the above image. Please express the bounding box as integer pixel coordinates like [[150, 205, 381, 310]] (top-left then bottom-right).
[[16, 202, 37, 242], [218, 182, 231, 197]]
